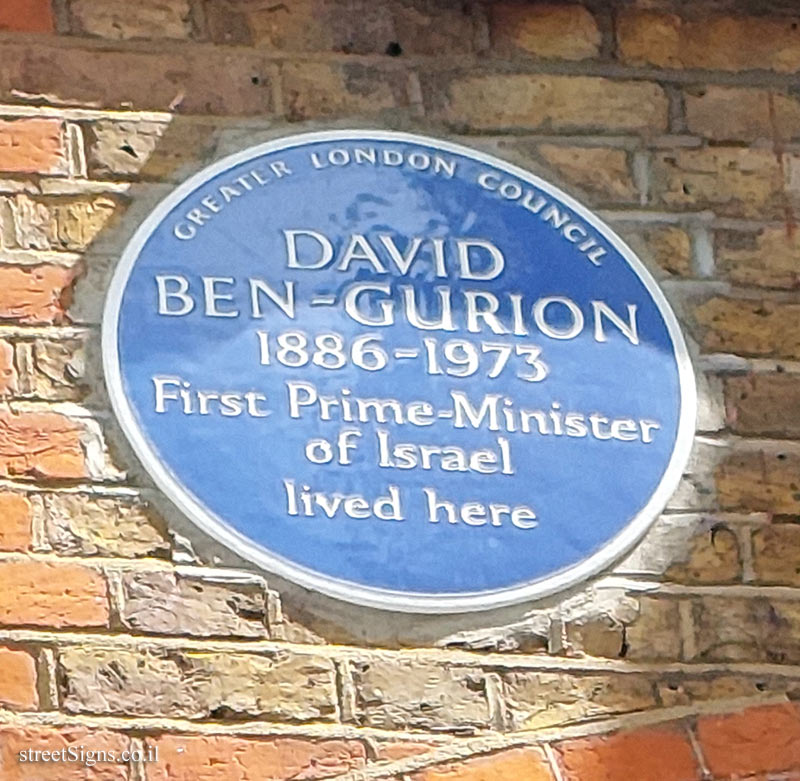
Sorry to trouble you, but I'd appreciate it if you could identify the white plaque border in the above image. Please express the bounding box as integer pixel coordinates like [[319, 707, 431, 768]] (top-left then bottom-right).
[[102, 129, 697, 614]]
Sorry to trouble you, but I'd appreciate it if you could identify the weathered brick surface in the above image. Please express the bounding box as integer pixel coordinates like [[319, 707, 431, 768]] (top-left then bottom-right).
[[665, 522, 741, 584], [716, 449, 800, 514], [617, 597, 682, 661], [0, 119, 66, 175], [0, 0, 53, 33], [0, 646, 38, 710], [685, 86, 800, 142], [119, 570, 267, 638], [352, 659, 490, 731], [206, 0, 479, 56], [691, 297, 800, 360], [0, 560, 108, 627], [505, 142, 637, 204], [0, 493, 32, 551], [571, 599, 678, 662], [85, 119, 216, 181], [716, 226, 800, 290], [0, 43, 277, 115], [556, 726, 698, 781], [411, 747, 554, 781], [752, 524, 800, 585], [648, 231, 693, 287], [0, 726, 130, 780], [696, 702, 800, 777], [69, 0, 192, 41], [0, 339, 16, 395], [618, 514, 733, 582], [725, 374, 800, 438], [489, 4, 600, 60], [389, 3, 482, 57], [618, 10, 800, 72], [282, 62, 411, 122], [692, 596, 800, 663], [667, 441, 720, 513], [427, 74, 668, 133], [12, 337, 87, 401], [504, 671, 656, 729], [0, 195, 118, 252], [564, 615, 627, 659], [0, 410, 86, 479], [616, 225, 692, 278], [61, 647, 337, 720], [42, 493, 169, 558], [651, 148, 791, 218], [0, 265, 80, 325], [145, 735, 367, 781], [656, 671, 800, 708], [208, 0, 383, 51]]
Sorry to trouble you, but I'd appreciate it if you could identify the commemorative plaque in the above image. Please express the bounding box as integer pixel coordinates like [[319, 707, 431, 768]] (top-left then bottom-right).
[[103, 130, 696, 612]]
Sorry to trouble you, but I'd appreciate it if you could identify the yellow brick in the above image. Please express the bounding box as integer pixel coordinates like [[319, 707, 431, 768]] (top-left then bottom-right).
[[433, 74, 667, 132], [618, 11, 800, 72], [490, 4, 601, 60], [652, 148, 791, 218], [685, 86, 800, 142], [693, 296, 800, 359]]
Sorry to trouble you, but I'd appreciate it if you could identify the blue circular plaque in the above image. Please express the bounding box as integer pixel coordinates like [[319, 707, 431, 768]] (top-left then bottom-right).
[[103, 130, 696, 612]]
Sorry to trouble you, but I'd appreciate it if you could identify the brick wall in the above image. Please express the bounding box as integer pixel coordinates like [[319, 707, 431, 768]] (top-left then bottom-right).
[[1, 0, 800, 778]]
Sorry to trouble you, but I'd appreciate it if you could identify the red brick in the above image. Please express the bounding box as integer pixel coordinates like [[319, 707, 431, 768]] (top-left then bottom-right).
[[0, 646, 37, 710], [0, 339, 17, 395], [0, 265, 79, 325], [0, 493, 32, 551], [556, 727, 699, 781], [375, 741, 440, 762], [0, 0, 54, 33], [0, 410, 86, 479], [411, 748, 554, 781], [696, 702, 800, 777], [0, 560, 108, 627], [145, 735, 366, 781], [0, 726, 129, 780], [0, 119, 65, 175]]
